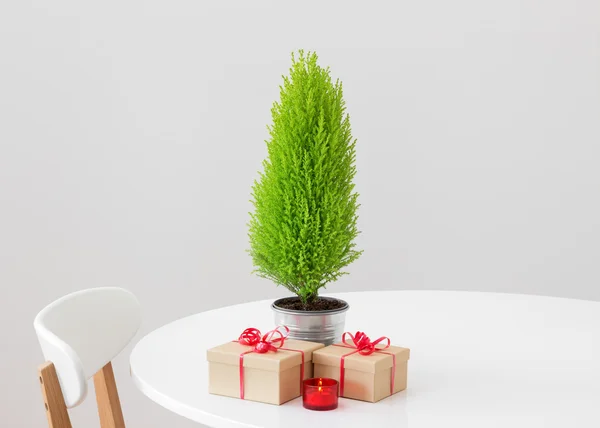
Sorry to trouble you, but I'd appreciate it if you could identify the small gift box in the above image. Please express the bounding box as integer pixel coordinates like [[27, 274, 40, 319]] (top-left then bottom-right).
[[312, 332, 410, 403], [207, 327, 324, 405]]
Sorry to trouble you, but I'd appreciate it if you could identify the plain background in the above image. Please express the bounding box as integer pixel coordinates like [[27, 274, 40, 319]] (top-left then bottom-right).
[[1, 0, 599, 426]]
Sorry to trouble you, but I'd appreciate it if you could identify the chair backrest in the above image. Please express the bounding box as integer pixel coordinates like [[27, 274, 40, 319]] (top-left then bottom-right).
[[34, 287, 141, 408]]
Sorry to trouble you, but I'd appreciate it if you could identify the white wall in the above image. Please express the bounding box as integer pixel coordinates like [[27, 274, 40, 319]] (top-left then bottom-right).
[[1, 0, 599, 426]]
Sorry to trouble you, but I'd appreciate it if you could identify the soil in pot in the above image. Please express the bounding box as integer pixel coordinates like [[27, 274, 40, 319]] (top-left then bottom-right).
[[275, 297, 347, 312]]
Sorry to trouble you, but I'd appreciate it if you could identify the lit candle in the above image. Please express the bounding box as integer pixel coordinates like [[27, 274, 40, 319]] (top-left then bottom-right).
[[302, 377, 339, 411]]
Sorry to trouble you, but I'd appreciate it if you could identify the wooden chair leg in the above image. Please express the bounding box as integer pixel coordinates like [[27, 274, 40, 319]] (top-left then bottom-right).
[[94, 362, 126, 428], [38, 362, 73, 428]]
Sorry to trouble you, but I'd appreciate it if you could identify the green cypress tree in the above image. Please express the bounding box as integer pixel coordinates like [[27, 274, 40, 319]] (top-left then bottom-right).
[[249, 50, 362, 306]]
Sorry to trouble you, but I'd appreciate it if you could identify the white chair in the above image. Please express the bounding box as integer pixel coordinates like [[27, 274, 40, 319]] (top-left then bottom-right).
[[34, 287, 141, 428]]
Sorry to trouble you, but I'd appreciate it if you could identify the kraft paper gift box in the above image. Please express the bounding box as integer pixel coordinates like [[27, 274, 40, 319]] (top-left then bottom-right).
[[207, 338, 324, 405], [312, 340, 410, 403]]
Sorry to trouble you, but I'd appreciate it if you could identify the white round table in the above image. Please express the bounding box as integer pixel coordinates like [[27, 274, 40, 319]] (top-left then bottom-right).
[[130, 291, 600, 427]]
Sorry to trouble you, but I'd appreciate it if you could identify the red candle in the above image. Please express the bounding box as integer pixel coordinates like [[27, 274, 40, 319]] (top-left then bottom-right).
[[302, 377, 339, 411]]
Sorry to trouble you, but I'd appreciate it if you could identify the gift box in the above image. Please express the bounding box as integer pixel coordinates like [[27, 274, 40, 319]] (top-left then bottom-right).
[[312, 332, 410, 403], [207, 327, 324, 405]]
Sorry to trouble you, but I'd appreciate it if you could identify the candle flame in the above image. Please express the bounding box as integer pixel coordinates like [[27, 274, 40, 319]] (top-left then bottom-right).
[[318, 378, 323, 392]]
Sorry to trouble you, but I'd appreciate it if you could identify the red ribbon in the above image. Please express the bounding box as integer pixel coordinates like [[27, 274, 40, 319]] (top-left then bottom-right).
[[234, 326, 304, 399], [333, 331, 396, 397]]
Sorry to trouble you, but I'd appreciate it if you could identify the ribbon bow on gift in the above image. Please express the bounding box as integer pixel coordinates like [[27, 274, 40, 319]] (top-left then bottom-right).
[[238, 327, 287, 353], [334, 331, 396, 396], [234, 326, 305, 399], [342, 331, 391, 355]]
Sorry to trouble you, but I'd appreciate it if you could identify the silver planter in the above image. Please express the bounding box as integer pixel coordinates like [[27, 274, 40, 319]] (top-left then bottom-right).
[[271, 297, 349, 346]]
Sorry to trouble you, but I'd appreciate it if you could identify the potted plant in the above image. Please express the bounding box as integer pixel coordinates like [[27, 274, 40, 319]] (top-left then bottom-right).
[[249, 50, 362, 345]]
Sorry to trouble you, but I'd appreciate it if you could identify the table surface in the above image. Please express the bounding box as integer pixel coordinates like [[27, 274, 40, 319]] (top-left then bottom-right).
[[129, 290, 600, 428]]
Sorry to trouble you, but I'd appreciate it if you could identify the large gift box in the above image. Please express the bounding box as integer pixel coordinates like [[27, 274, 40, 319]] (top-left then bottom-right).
[[207, 327, 324, 405], [312, 332, 410, 403]]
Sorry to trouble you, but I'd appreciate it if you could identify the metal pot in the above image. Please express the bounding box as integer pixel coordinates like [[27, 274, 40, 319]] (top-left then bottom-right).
[[271, 297, 349, 346]]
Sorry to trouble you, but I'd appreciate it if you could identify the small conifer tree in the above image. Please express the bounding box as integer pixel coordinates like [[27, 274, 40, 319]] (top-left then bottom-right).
[[249, 50, 362, 306]]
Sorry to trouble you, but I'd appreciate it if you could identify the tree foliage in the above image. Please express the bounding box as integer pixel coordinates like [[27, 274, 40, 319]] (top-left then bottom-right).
[[249, 50, 362, 304]]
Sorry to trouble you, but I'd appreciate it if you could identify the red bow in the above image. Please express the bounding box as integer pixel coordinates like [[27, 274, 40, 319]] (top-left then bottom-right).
[[238, 326, 288, 353], [342, 331, 391, 355]]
